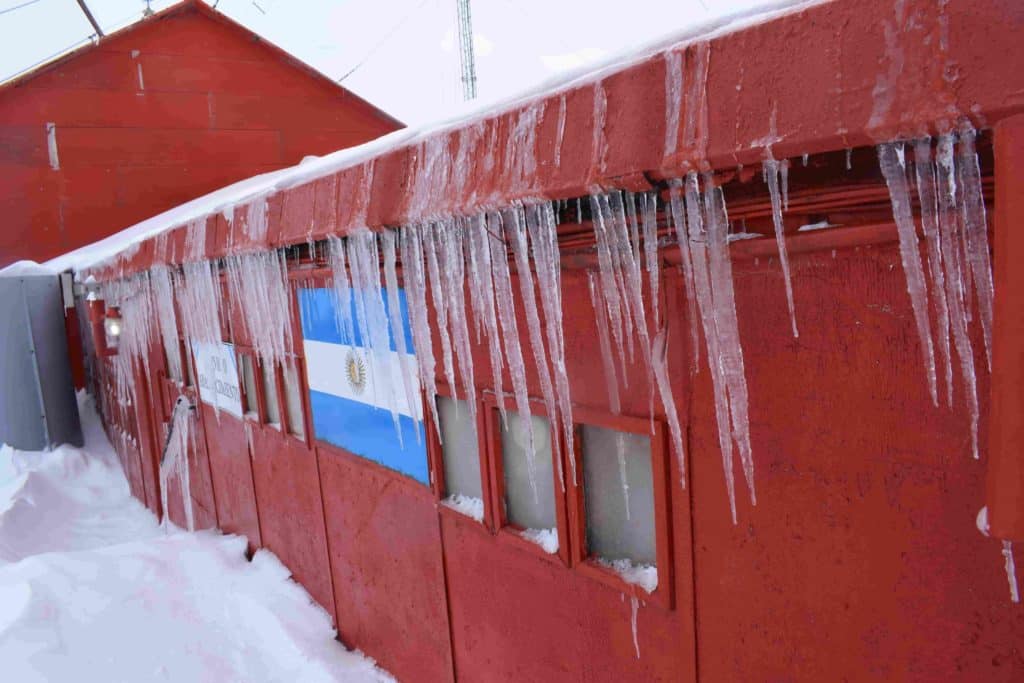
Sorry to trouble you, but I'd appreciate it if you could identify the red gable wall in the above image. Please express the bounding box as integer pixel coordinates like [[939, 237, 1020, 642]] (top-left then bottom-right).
[[0, 2, 400, 267]]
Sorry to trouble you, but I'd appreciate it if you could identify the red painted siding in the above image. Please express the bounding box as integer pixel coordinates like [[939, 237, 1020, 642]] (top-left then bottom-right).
[[0, 3, 399, 267]]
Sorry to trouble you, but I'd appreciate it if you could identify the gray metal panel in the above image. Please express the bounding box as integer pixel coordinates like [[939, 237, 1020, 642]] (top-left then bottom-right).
[[0, 274, 82, 450]]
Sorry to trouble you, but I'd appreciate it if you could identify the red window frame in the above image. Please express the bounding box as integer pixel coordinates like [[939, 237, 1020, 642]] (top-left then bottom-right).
[[426, 380, 494, 530], [482, 393, 571, 566], [566, 406, 674, 609]]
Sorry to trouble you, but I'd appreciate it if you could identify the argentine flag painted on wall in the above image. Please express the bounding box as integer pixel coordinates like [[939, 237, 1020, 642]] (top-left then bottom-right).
[[298, 286, 428, 484]]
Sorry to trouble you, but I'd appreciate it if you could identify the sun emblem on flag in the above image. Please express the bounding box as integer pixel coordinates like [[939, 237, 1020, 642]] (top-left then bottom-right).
[[345, 349, 367, 395]]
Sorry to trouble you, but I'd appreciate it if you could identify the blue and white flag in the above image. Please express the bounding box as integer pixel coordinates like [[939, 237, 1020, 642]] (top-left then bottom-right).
[[298, 286, 428, 484]]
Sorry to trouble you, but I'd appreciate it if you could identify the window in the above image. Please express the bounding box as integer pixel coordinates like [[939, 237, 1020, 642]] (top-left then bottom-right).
[[483, 397, 569, 562], [260, 360, 281, 428], [239, 353, 258, 418], [581, 425, 656, 566], [437, 395, 483, 520], [500, 411, 557, 533], [568, 411, 673, 608], [282, 360, 306, 438]]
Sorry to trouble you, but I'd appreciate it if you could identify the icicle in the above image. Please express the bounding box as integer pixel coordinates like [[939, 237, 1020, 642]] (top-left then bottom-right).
[[802, 152, 809, 167], [679, 175, 736, 518], [554, 95, 567, 168], [845, 148, 853, 170], [957, 126, 994, 371], [160, 398, 194, 532], [663, 50, 684, 159], [422, 223, 459, 398], [436, 220, 478, 419], [576, 198, 582, 225], [151, 265, 183, 381], [224, 250, 292, 367], [1003, 541, 1020, 603], [507, 207, 559, 491], [466, 215, 507, 427], [591, 83, 608, 175], [705, 176, 756, 505], [590, 195, 631, 378], [911, 139, 953, 407], [399, 226, 441, 438], [527, 203, 574, 485], [780, 158, 791, 212], [588, 272, 621, 412], [763, 156, 799, 337], [666, 181, 701, 370], [630, 596, 640, 660], [326, 236, 355, 345], [878, 142, 939, 406], [641, 193, 661, 332], [488, 212, 538, 500], [683, 42, 710, 158], [347, 229, 406, 445], [179, 260, 222, 345], [935, 134, 980, 458], [651, 328, 686, 487], [243, 197, 269, 242], [382, 230, 422, 442]]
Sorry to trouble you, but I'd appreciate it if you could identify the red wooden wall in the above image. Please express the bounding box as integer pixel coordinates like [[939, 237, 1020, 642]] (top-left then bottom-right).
[[0, 1, 400, 268]]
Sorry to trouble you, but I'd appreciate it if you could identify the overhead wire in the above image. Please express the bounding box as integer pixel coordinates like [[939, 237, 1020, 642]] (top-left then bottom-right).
[[337, 0, 430, 83], [0, 0, 43, 17]]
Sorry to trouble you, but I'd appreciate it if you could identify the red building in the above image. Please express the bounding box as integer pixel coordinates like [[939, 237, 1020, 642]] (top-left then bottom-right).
[[59, 0, 1024, 681], [0, 0, 400, 267]]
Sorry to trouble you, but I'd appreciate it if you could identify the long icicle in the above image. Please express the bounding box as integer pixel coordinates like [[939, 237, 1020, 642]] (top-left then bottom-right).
[[527, 203, 573, 485], [763, 156, 799, 338], [912, 138, 953, 407], [878, 142, 939, 406], [399, 226, 441, 440], [488, 212, 538, 500], [382, 229, 423, 441]]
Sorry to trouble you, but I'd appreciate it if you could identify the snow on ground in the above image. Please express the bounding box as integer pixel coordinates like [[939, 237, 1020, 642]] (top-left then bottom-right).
[[0, 392, 393, 683]]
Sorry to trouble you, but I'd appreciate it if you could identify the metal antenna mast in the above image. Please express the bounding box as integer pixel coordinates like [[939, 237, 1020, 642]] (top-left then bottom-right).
[[455, 0, 477, 100]]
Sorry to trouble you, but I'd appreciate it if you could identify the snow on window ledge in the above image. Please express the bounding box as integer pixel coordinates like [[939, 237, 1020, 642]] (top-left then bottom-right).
[[520, 527, 559, 554], [594, 557, 658, 594], [441, 494, 484, 522]]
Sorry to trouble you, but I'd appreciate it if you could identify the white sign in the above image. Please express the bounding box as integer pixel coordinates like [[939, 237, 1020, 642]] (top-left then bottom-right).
[[192, 342, 243, 418]]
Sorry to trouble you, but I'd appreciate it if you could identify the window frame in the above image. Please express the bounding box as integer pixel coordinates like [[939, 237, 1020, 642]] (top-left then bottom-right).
[[235, 346, 263, 426], [426, 380, 492, 530], [566, 406, 674, 609], [279, 354, 312, 447], [483, 392, 571, 566]]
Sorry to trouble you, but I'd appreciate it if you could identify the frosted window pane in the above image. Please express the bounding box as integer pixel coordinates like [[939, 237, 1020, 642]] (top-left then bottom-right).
[[282, 361, 305, 437], [261, 362, 280, 427], [582, 424, 656, 566], [501, 411, 555, 531], [239, 354, 258, 416], [438, 396, 481, 499]]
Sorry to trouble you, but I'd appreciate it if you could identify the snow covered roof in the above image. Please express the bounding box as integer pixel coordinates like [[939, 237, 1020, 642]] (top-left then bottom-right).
[[46, 0, 1024, 280]]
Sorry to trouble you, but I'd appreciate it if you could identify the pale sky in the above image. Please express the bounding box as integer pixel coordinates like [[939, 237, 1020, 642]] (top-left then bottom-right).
[[0, 0, 796, 127]]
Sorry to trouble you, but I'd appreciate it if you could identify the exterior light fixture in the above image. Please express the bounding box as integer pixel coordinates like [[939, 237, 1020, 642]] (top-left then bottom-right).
[[104, 308, 122, 350]]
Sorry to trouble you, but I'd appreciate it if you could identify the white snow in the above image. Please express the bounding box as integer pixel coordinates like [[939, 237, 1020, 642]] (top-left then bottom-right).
[[594, 557, 658, 594], [520, 527, 559, 554], [441, 494, 484, 522], [0, 393, 393, 682], [0, 260, 57, 277]]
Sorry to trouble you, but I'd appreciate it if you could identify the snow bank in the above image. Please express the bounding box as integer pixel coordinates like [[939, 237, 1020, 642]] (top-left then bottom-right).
[[0, 393, 394, 682], [442, 494, 484, 522]]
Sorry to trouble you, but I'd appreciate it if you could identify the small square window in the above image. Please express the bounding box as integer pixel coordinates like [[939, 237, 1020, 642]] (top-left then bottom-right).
[[239, 353, 258, 418], [581, 424, 657, 568], [438, 396, 483, 519], [282, 360, 305, 438], [261, 361, 280, 428], [500, 411, 557, 534]]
